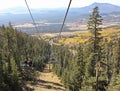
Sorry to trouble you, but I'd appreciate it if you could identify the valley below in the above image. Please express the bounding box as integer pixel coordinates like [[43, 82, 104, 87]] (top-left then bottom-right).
[[13, 21, 120, 34], [0, 2, 120, 91]]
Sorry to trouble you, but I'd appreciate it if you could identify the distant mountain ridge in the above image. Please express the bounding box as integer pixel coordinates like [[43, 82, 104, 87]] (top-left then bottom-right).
[[0, 2, 120, 34], [78, 2, 120, 13], [1, 2, 120, 14], [0, 2, 120, 23]]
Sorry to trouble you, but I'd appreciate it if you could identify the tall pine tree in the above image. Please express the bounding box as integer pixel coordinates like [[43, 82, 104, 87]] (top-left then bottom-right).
[[87, 6, 103, 91]]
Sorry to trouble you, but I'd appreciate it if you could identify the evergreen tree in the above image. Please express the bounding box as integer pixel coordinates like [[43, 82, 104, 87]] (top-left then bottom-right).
[[87, 6, 103, 91], [72, 45, 85, 91], [0, 24, 50, 91]]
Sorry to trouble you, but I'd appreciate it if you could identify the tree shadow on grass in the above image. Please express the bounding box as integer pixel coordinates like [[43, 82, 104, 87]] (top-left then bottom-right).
[[38, 83, 65, 91], [31, 79, 65, 91]]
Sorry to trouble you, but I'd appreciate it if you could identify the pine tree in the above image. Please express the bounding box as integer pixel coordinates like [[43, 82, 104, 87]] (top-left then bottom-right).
[[87, 6, 103, 91], [72, 45, 84, 91]]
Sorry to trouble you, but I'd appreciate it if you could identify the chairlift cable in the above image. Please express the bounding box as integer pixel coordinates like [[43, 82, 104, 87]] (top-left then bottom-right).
[[24, 0, 42, 39], [59, 0, 72, 38]]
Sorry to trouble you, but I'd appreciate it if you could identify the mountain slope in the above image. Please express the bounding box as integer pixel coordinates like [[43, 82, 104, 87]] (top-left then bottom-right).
[[1, 2, 120, 14], [0, 3, 120, 33], [75, 2, 120, 14]]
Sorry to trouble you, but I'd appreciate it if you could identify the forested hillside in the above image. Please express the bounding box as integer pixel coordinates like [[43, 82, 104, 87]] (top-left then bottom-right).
[[52, 7, 120, 91], [52, 30, 120, 91], [0, 6, 120, 91], [58, 28, 120, 45], [0, 24, 50, 91]]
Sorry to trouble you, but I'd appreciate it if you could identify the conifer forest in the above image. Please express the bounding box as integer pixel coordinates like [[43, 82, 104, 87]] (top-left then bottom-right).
[[0, 5, 120, 91]]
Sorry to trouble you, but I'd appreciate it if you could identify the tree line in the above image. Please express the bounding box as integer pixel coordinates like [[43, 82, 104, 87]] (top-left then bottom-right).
[[52, 6, 120, 91], [0, 6, 120, 91], [0, 23, 50, 91]]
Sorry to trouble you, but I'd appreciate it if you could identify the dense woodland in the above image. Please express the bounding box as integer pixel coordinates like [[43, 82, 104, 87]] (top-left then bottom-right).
[[52, 7, 120, 91], [0, 6, 120, 91], [0, 24, 50, 91]]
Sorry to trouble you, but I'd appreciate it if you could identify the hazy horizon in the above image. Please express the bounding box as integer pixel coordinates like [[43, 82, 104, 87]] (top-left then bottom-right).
[[0, 0, 120, 12]]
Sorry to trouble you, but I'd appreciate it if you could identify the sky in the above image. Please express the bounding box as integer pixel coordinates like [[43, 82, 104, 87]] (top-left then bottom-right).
[[0, 0, 120, 11]]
